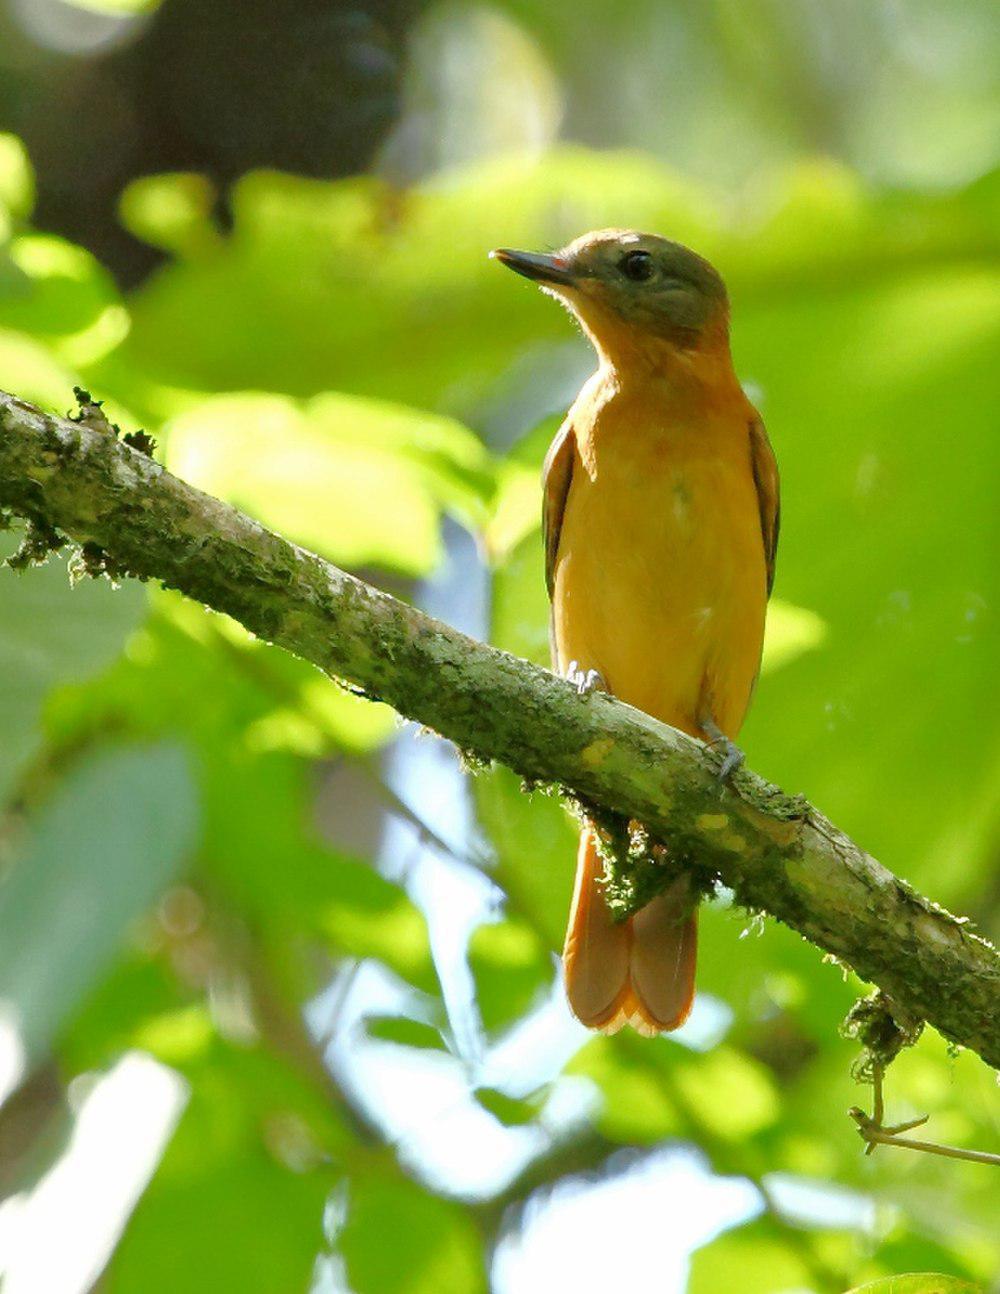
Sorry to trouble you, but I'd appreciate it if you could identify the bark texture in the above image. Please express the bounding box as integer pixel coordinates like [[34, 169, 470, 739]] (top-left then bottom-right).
[[1, 390, 997, 1068]]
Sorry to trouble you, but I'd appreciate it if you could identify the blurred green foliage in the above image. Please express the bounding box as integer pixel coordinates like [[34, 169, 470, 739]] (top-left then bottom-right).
[[0, 56, 998, 1294]]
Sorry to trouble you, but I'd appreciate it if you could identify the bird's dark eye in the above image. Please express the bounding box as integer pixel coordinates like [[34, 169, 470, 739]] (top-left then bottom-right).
[[620, 250, 655, 282]]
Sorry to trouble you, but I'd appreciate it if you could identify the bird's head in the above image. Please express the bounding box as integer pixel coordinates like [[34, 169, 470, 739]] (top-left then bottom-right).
[[491, 229, 729, 368]]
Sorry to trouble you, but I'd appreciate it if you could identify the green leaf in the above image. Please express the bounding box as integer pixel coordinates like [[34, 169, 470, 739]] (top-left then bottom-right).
[[0, 331, 78, 413], [104, 1039, 344, 1294], [119, 173, 220, 259], [159, 593, 397, 757], [0, 235, 128, 365], [45, 599, 436, 993], [483, 413, 563, 563], [60, 953, 194, 1075], [688, 1218, 817, 1294], [483, 457, 541, 563], [488, 527, 550, 667], [0, 133, 34, 222], [671, 1046, 779, 1141], [364, 1015, 448, 1051], [309, 390, 495, 531], [107, 1150, 330, 1294], [845, 1277, 980, 1294], [339, 1175, 486, 1294], [0, 744, 197, 1077], [739, 262, 1000, 911], [467, 917, 551, 1033], [198, 749, 437, 994], [473, 1086, 545, 1126], [164, 391, 491, 575], [472, 765, 575, 949], [569, 1033, 779, 1147], [62, 0, 160, 12], [566, 1036, 679, 1144], [0, 532, 147, 803], [760, 598, 827, 674], [865, 1235, 981, 1290]]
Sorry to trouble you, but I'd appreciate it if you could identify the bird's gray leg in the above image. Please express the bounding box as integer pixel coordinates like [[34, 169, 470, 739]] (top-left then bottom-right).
[[700, 715, 745, 782], [565, 659, 607, 699]]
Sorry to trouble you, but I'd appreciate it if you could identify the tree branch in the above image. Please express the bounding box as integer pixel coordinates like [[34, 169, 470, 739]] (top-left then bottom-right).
[[1, 389, 997, 1069]]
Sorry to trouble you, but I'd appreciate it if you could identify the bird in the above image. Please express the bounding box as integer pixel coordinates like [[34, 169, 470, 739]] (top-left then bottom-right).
[[491, 230, 779, 1036]]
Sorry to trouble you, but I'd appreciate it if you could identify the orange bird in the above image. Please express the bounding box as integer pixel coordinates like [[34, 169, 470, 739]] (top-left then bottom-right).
[[492, 230, 779, 1036]]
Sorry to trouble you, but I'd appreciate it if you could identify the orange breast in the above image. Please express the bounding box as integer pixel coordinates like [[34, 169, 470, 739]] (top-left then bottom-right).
[[552, 383, 767, 740]]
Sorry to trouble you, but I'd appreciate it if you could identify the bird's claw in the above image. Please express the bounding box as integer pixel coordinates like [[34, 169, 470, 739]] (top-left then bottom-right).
[[566, 661, 606, 699], [701, 718, 745, 782], [715, 739, 745, 781]]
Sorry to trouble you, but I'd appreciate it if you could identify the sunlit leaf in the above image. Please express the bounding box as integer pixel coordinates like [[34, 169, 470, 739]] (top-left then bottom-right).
[[0, 235, 129, 365], [473, 765, 575, 949], [63, 0, 160, 12], [309, 390, 494, 531], [105, 1039, 344, 1294], [0, 532, 147, 803], [165, 391, 491, 575], [0, 330, 78, 408], [0, 133, 34, 221], [339, 1174, 486, 1294], [566, 1036, 679, 1144], [119, 173, 220, 259], [761, 598, 827, 673], [467, 917, 551, 1033], [364, 1015, 448, 1051], [688, 1218, 818, 1294], [0, 744, 196, 1087], [474, 1086, 544, 1126], [132, 1006, 215, 1066], [483, 458, 540, 562], [671, 1047, 779, 1141], [845, 1277, 980, 1293]]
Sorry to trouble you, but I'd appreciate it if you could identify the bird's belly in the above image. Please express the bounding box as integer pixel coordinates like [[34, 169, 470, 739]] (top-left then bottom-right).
[[552, 451, 766, 739]]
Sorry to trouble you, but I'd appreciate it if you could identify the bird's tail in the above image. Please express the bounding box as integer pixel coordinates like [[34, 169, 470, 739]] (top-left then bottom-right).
[[562, 827, 697, 1036]]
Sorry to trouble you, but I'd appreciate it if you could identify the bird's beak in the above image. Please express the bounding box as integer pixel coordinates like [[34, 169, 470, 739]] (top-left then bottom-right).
[[490, 247, 575, 286]]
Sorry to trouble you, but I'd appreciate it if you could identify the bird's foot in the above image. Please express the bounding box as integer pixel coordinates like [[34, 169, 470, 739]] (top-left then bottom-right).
[[566, 660, 606, 699], [701, 718, 745, 782]]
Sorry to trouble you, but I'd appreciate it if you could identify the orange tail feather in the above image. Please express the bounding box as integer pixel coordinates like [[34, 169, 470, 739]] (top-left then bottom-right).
[[562, 828, 697, 1035]]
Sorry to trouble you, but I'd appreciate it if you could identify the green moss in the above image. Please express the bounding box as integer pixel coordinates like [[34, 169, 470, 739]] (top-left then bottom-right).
[[745, 778, 811, 822], [457, 748, 493, 776], [67, 540, 137, 587], [5, 517, 66, 569], [122, 428, 158, 457], [573, 797, 717, 920], [70, 386, 117, 436], [842, 990, 924, 1083]]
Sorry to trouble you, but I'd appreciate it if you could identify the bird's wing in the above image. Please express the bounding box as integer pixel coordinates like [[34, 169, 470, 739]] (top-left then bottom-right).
[[542, 418, 577, 600], [749, 417, 780, 597]]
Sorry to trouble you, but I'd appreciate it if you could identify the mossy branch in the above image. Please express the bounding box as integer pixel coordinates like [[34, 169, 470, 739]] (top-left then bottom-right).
[[1, 389, 998, 1069]]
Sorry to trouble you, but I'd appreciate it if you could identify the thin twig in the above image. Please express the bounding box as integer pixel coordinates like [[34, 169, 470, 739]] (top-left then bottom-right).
[[849, 1066, 1000, 1166]]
